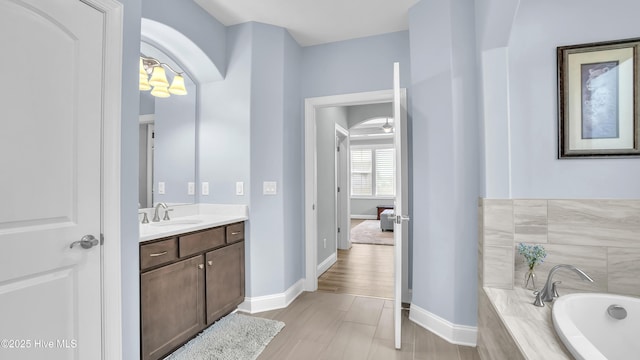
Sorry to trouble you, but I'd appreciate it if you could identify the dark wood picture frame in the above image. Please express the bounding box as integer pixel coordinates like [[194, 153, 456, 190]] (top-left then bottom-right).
[[557, 38, 640, 158]]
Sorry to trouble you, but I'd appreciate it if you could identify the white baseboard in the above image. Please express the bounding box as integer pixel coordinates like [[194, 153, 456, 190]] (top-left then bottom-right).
[[409, 303, 477, 347], [237, 279, 304, 314], [317, 252, 337, 276], [351, 215, 377, 220]]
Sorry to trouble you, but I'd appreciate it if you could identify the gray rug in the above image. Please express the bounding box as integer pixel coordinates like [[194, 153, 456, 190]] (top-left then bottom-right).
[[165, 313, 285, 360], [350, 220, 394, 246]]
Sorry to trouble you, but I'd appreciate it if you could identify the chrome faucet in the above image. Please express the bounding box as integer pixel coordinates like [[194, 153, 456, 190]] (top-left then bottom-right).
[[152, 202, 168, 222], [533, 264, 593, 307]]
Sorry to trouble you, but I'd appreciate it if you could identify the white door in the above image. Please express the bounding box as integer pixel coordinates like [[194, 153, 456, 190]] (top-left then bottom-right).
[[393, 62, 409, 349], [0, 1, 105, 359]]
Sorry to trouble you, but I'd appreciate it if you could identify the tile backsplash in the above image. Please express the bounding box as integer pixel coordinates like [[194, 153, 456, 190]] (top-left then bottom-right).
[[480, 199, 640, 296]]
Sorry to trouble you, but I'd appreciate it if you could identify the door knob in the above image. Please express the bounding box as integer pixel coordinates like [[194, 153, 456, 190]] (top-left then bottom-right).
[[395, 215, 410, 224], [70, 235, 99, 249]]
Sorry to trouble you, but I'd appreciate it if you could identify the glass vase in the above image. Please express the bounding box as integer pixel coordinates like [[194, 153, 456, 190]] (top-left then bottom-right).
[[523, 267, 537, 290]]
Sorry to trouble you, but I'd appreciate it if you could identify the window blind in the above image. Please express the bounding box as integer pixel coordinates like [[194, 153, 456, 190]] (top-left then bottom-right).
[[350, 149, 372, 196]]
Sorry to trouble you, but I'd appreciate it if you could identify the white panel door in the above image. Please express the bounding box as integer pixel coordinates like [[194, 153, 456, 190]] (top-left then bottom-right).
[[0, 1, 104, 359], [392, 62, 409, 349]]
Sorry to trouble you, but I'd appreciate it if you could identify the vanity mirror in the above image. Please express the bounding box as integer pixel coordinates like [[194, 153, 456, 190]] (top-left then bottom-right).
[[139, 42, 197, 208]]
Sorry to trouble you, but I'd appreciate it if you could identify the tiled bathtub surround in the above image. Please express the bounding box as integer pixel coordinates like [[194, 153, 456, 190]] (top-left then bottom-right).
[[481, 199, 640, 297]]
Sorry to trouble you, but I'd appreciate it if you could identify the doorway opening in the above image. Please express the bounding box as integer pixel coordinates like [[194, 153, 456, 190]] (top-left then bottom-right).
[[304, 89, 409, 302], [318, 113, 397, 299]]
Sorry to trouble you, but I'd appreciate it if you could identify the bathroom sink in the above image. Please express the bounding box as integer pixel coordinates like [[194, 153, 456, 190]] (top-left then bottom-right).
[[149, 219, 203, 227]]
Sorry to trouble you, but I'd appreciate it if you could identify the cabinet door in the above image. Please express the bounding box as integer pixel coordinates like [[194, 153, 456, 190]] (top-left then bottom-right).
[[141, 255, 205, 360], [205, 241, 245, 324]]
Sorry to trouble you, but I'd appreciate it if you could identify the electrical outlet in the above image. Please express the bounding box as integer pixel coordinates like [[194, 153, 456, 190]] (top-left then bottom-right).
[[201, 182, 209, 196], [263, 181, 277, 195], [158, 182, 165, 195], [188, 182, 195, 195], [323, 238, 327, 248]]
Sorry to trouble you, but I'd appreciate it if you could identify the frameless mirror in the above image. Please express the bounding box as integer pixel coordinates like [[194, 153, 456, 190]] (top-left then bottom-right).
[[139, 42, 196, 208]]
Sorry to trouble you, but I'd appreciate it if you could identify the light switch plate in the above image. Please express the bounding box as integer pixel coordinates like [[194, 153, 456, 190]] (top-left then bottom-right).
[[236, 181, 244, 196], [263, 181, 277, 195], [201, 182, 209, 196], [187, 182, 195, 195], [158, 182, 165, 195]]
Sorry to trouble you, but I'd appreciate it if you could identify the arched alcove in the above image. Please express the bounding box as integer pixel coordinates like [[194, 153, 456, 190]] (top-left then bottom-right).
[[139, 18, 222, 207]]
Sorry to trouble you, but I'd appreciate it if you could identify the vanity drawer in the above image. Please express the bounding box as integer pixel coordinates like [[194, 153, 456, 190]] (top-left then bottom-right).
[[140, 238, 178, 271], [226, 222, 244, 244], [179, 227, 225, 258]]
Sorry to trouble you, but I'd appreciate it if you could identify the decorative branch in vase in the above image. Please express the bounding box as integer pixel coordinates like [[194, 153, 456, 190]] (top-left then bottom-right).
[[517, 243, 547, 290]]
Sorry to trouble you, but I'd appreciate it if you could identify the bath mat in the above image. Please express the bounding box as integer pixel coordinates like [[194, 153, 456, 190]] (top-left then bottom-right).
[[165, 312, 285, 360]]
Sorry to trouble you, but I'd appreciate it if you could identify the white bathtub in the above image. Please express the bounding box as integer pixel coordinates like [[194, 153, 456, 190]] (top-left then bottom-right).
[[552, 293, 639, 360]]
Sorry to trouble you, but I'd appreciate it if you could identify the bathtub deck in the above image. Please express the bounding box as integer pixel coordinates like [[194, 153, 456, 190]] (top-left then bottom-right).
[[482, 287, 573, 360]]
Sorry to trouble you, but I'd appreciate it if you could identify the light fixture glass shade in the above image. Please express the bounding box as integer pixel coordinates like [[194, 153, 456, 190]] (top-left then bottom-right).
[[168, 75, 187, 95], [382, 118, 393, 133], [150, 86, 170, 98], [139, 74, 151, 91], [149, 66, 169, 87]]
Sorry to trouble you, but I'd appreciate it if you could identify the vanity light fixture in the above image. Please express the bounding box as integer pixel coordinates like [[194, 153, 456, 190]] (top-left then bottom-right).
[[381, 117, 393, 133], [139, 55, 187, 97]]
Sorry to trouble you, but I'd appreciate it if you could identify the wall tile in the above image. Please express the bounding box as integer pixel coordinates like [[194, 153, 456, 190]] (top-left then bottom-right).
[[608, 247, 640, 296], [483, 200, 513, 246], [513, 244, 606, 292], [513, 200, 547, 244], [548, 200, 640, 248], [484, 246, 513, 289]]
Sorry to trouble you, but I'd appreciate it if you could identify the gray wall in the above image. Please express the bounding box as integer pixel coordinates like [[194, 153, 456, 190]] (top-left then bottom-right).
[[282, 30, 304, 288], [141, 0, 226, 77], [302, 31, 412, 98], [351, 198, 394, 217], [316, 107, 348, 265], [409, 0, 480, 326], [478, 0, 640, 199]]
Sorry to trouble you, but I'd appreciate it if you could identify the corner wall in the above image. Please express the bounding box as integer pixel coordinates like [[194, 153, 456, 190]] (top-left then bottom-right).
[[408, 0, 480, 327], [477, 0, 640, 198]]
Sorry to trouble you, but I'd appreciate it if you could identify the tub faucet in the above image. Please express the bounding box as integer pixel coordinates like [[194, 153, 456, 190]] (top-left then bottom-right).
[[533, 264, 593, 307], [152, 202, 168, 222]]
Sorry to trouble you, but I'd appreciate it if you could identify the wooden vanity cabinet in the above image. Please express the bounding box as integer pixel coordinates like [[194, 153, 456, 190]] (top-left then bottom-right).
[[205, 241, 245, 324], [140, 255, 205, 360], [140, 222, 245, 360]]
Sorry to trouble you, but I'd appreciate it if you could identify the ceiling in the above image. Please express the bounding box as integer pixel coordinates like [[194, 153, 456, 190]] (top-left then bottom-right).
[[194, 0, 418, 47]]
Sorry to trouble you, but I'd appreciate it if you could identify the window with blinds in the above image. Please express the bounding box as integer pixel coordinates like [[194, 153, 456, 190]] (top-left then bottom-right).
[[350, 147, 395, 197], [350, 149, 372, 196]]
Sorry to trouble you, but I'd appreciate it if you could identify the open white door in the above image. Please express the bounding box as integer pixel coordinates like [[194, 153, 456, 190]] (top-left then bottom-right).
[[0, 0, 108, 358], [392, 62, 409, 349]]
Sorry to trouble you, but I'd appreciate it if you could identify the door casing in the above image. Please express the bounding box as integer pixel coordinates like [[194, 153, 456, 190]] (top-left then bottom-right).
[[304, 89, 409, 302]]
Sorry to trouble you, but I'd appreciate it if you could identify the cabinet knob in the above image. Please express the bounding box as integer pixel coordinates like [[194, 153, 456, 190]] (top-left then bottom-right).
[[207, 260, 213, 266], [198, 264, 204, 269]]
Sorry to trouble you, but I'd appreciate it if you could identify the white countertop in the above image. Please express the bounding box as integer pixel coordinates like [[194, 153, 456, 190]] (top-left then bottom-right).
[[139, 203, 248, 243], [483, 287, 573, 360]]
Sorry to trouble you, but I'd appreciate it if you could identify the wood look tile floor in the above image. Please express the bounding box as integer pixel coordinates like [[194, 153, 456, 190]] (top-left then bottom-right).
[[253, 291, 480, 360], [318, 219, 394, 299], [254, 220, 479, 359]]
